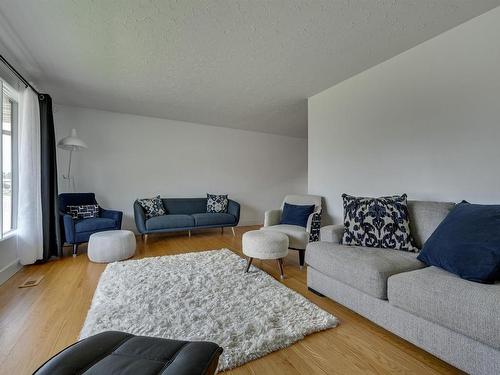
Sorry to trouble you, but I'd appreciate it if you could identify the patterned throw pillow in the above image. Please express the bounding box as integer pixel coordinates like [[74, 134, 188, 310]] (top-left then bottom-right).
[[67, 204, 100, 220], [207, 194, 228, 213], [342, 194, 417, 251], [137, 196, 166, 219]]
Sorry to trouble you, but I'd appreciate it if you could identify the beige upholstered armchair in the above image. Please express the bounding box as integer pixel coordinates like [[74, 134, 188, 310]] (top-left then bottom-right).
[[261, 194, 322, 268]]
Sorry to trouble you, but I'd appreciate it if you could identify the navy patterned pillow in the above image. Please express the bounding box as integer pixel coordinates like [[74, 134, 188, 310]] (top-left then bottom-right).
[[67, 204, 99, 220], [137, 196, 166, 219], [342, 194, 417, 251], [207, 194, 228, 213]]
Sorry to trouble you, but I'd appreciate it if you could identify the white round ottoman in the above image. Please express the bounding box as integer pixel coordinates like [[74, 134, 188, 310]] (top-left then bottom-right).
[[88, 230, 136, 263], [242, 230, 289, 279]]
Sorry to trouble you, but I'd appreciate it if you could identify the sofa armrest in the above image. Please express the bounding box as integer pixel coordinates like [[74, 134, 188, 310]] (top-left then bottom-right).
[[227, 199, 240, 225], [320, 224, 344, 243], [61, 213, 76, 244], [133, 201, 147, 234], [101, 208, 123, 228], [264, 209, 281, 227]]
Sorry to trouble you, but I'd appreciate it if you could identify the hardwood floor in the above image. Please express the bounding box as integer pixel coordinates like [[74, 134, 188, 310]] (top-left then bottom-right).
[[0, 226, 463, 375]]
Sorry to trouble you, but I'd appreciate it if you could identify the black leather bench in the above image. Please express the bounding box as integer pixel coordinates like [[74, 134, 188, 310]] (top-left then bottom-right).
[[33, 331, 223, 375]]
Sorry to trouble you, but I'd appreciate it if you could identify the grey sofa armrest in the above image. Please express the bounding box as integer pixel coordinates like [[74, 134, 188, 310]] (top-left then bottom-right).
[[320, 224, 344, 243], [264, 209, 281, 227], [227, 199, 240, 225], [133, 201, 147, 234]]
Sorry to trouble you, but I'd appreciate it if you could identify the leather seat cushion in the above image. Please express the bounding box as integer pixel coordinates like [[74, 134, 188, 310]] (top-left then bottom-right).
[[34, 331, 223, 375]]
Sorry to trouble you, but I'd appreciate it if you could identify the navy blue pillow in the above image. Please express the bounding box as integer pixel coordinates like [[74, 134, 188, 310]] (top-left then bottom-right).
[[280, 203, 315, 228], [417, 202, 500, 283]]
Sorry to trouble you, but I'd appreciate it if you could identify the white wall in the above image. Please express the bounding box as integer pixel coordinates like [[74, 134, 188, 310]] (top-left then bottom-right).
[[0, 236, 22, 284], [54, 105, 307, 231], [308, 6, 500, 225]]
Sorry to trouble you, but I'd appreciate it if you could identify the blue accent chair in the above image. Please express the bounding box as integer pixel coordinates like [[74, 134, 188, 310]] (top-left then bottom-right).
[[59, 193, 123, 256]]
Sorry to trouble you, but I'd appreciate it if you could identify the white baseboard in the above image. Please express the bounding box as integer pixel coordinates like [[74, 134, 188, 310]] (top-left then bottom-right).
[[0, 259, 22, 285]]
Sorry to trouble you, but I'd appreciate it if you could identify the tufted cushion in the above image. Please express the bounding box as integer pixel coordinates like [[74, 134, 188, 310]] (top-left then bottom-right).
[[34, 331, 223, 375]]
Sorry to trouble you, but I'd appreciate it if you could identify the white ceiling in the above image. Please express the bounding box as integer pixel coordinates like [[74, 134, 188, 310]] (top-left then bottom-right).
[[0, 1, 499, 138]]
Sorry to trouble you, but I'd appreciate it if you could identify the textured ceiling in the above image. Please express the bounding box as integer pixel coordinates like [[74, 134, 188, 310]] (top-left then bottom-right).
[[0, 1, 499, 137]]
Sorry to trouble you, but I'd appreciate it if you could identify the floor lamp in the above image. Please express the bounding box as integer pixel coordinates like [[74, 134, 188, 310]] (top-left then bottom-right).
[[57, 129, 87, 192]]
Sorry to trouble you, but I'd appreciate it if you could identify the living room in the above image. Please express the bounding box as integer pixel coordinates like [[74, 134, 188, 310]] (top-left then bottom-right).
[[0, 1, 499, 375]]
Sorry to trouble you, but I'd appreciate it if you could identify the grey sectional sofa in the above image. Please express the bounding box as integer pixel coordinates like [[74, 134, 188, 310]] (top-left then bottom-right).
[[306, 201, 500, 375], [134, 198, 240, 236]]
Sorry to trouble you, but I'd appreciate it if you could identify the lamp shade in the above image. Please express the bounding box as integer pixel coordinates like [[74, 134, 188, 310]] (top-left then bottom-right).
[[57, 128, 87, 151]]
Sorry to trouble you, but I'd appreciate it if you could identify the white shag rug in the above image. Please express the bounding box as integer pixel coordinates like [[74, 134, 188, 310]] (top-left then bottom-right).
[[80, 249, 338, 371]]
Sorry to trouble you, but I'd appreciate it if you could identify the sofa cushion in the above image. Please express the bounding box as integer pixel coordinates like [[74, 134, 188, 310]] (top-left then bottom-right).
[[388, 266, 500, 349], [192, 213, 236, 227], [137, 196, 166, 219], [206, 194, 228, 213], [261, 224, 308, 249], [305, 242, 426, 299], [75, 218, 116, 233], [407, 200, 455, 249], [417, 202, 500, 283], [280, 203, 315, 228], [145, 215, 195, 231], [67, 204, 99, 219], [342, 194, 417, 251], [162, 198, 207, 215]]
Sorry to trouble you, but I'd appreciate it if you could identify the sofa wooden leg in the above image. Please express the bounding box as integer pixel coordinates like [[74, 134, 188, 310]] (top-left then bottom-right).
[[221, 227, 223, 235], [231, 227, 236, 237], [72, 244, 78, 257], [143, 234, 148, 243], [188, 230, 191, 238]]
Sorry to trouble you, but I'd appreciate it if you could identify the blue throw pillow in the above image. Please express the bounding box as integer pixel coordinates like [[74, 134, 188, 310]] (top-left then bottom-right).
[[417, 201, 500, 283], [280, 203, 315, 228]]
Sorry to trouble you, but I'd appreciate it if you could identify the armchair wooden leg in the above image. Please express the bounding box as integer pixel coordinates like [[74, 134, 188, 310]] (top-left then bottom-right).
[[231, 227, 236, 237], [245, 257, 253, 273], [72, 244, 78, 257], [298, 249, 305, 269]]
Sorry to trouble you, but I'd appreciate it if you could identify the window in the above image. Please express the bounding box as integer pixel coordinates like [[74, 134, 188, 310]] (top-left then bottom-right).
[[0, 80, 18, 238]]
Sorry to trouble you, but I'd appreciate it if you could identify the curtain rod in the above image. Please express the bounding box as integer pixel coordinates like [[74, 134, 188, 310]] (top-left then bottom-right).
[[0, 53, 42, 96]]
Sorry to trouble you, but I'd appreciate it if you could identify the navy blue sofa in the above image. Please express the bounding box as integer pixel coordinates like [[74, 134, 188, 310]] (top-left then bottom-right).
[[59, 193, 123, 256], [134, 198, 240, 237]]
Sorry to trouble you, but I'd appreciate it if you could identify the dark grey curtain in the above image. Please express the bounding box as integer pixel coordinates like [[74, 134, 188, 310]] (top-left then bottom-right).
[[39, 94, 61, 259]]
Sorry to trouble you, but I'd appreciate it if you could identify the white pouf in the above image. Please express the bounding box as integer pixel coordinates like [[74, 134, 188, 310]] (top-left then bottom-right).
[[242, 230, 289, 279], [88, 230, 136, 263]]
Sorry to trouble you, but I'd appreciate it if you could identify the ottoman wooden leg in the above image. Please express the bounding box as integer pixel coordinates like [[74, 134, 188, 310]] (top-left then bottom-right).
[[277, 258, 285, 280], [245, 257, 253, 273]]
